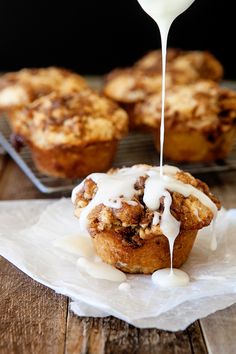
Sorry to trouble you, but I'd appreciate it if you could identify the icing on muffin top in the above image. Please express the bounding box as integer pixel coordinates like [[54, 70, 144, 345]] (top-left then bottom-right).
[[72, 165, 219, 243]]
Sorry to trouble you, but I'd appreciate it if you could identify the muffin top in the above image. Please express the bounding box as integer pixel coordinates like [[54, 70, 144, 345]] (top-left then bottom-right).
[[134, 80, 236, 132], [103, 68, 164, 103], [72, 165, 220, 246], [0, 67, 87, 110], [103, 50, 223, 104], [10, 88, 129, 149], [135, 49, 223, 82]]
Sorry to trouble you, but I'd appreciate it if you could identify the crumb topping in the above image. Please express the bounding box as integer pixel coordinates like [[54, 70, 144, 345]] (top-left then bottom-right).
[[0, 67, 87, 108], [103, 50, 223, 104], [9, 89, 128, 148], [134, 81, 236, 132], [74, 165, 220, 247]]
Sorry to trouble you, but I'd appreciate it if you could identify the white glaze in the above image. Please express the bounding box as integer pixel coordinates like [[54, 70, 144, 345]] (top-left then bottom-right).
[[152, 268, 190, 287], [152, 211, 160, 226], [210, 220, 218, 251], [54, 233, 127, 282], [137, 0, 195, 286], [118, 282, 131, 291], [77, 257, 127, 282], [54, 234, 95, 258], [137, 0, 195, 175]]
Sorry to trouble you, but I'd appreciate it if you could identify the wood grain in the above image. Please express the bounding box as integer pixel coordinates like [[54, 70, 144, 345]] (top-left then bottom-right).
[[0, 158, 68, 354], [187, 322, 207, 354], [0, 157, 44, 200], [66, 312, 203, 354], [0, 257, 68, 354], [200, 304, 236, 354], [199, 170, 236, 354]]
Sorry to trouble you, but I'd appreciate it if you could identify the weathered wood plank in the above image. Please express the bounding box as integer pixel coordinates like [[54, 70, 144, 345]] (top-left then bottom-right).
[[0, 257, 68, 354], [65, 311, 202, 354], [0, 159, 68, 354], [0, 158, 44, 200], [199, 170, 236, 354], [187, 322, 207, 354], [200, 304, 236, 354], [0, 153, 7, 177]]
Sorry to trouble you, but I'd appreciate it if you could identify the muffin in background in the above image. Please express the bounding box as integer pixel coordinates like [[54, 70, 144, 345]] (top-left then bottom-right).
[[103, 49, 224, 130], [9, 88, 128, 178], [135, 49, 223, 82], [0, 67, 87, 111], [134, 80, 236, 162], [73, 165, 220, 274]]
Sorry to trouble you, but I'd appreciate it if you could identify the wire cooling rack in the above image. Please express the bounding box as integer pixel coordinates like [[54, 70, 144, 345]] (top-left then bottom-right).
[[1, 115, 236, 194]]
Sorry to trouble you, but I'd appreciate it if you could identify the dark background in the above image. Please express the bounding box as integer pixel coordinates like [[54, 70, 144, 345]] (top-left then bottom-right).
[[0, 0, 235, 78]]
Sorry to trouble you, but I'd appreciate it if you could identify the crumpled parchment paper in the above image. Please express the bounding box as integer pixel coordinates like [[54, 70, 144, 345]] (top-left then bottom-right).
[[0, 198, 236, 331]]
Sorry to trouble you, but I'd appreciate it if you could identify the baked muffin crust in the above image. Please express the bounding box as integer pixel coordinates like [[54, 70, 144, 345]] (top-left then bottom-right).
[[10, 88, 129, 149], [134, 80, 236, 134], [135, 49, 223, 82], [103, 50, 223, 104], [0, 67, 87, 110], [74, 165, 220, 242]]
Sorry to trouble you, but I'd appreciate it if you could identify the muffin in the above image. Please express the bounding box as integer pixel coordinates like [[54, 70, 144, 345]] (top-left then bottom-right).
[[103, 49, 223, 129], [0, 67, 87, 111], [9, 88, 128, 178], [135, 49, 223, 82], [72, 165, 220, 274], [134, 81, 236, 162]]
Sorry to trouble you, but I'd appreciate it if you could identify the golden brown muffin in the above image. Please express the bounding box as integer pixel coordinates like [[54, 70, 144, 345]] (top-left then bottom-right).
[[0, 67, 87, 111], [134, 80, 236, 162], [9, 88, 128, 178], [103, 50, 223, 130], [73, 165, 220, 274], [135, 49, 223, 82]]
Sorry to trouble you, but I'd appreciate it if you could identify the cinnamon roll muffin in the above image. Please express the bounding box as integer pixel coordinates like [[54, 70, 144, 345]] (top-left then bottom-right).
[[0, 67, 87, 111], [103, 50, 223, 129], [9, 89, 128, 178], [134, 81, 236, 162], [72, 165, 220, 274]]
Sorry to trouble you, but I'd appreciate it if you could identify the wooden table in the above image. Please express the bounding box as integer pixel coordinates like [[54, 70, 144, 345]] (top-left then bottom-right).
[[0, 153, 236, 354]]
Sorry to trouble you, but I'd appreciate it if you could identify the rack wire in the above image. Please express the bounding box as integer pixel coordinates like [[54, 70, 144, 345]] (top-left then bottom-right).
[[1, 116, 236, 194]]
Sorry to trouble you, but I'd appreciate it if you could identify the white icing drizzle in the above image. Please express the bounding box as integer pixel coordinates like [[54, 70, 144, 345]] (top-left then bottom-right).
[[54, 233, 127, 282], [54, 234, 94, 258], [152, 211, 160, 226], [210, 220, 218, 251], [77, 257, 126, 282], [137, 0, 198, 287], [138, 0, 194, 175], [118, 282, 131, 291], [152, 268, 190, 288], [137, 0, 195, 176]]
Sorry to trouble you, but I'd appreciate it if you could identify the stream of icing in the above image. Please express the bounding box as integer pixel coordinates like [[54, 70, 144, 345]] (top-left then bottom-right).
[[135, 0, 196, 286], [137, 0, 195, 176]]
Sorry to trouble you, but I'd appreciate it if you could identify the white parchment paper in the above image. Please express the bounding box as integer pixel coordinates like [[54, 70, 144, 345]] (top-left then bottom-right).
[[0, 198, 236, 331]]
